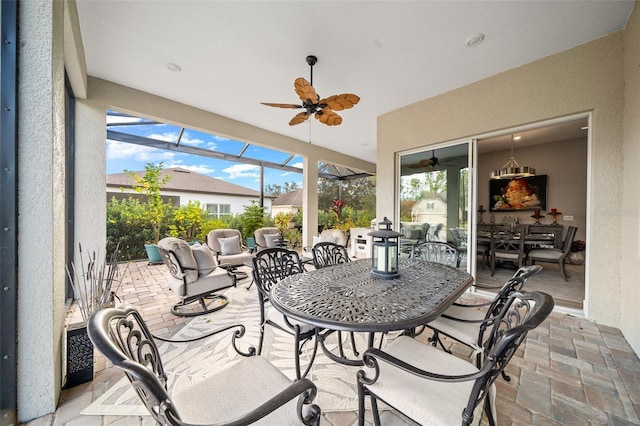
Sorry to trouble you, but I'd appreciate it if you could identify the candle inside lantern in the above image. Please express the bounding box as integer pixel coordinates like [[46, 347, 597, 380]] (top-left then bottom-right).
[[551, 208, 557, 214], [479, 205, 484, 211], [535, 209, 540, 216]]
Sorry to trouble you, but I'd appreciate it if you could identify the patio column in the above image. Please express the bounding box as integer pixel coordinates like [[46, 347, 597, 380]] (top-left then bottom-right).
[[302, 155, 319, 248]]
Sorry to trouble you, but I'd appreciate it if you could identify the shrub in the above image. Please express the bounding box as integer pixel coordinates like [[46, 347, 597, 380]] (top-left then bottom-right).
[[168, 200, 206, 242]]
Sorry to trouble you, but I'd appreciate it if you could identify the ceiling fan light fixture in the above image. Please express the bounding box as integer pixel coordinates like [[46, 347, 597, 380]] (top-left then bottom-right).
[[261, 55, 360, 127], [491, 135, 536, 179]]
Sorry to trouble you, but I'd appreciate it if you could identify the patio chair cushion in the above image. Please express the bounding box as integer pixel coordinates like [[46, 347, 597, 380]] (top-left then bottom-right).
[[219, 235, 242, 255], [264, 233, 281, 248], [172, 355, 300, 425], [265, 305, 315, 334], [361, 335, 493, 425], [191, 243, 218, 276], [157, 237, 198, 284]]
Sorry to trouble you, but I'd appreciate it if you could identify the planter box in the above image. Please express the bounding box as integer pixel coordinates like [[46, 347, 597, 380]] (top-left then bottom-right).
[[65, 322, 94, 388]]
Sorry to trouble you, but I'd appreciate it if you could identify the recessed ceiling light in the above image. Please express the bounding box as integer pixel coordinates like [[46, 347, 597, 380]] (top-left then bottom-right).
[[513, 135, 522, 141], [466, 33, 485, 48], [166, 62, 182, 72]]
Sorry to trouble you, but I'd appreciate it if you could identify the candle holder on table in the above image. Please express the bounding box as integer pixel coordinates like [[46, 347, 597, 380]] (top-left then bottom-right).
[[531, 209, 543, 224], [477, 206, 486, 224], [547, 209, 562, 224]]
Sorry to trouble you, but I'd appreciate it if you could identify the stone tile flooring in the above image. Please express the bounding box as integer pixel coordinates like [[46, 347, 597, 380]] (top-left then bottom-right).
[[24, 260, 640, 425]]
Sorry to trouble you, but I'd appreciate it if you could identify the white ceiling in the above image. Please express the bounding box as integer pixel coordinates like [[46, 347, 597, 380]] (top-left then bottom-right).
[[75, 1, 634, 164]]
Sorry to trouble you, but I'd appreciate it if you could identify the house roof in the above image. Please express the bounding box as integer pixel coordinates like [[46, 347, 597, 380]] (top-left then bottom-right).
[[272, 189, 303, 207], [107, 167, 274, 198]]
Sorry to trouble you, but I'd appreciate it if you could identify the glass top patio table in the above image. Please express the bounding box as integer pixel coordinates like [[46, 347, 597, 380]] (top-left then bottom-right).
[[270, 258, 474, 334]]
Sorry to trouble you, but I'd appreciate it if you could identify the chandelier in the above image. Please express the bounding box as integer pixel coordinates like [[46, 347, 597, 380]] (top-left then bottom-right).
[[490, 135, 536, 179]]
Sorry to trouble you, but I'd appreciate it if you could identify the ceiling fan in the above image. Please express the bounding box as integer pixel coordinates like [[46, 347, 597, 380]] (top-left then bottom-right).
[[408, 151, 439, 170], [261, 55, 360, 126]]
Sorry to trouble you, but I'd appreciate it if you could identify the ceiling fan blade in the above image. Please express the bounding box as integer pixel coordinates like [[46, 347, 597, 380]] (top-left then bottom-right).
[[261, 102, 303, 109], [289, 111, 311, 126], [320, 93, 360, 111], [315, 109, 342, 126], [408, 158, 437, 169], [294, 78, 319, 103]]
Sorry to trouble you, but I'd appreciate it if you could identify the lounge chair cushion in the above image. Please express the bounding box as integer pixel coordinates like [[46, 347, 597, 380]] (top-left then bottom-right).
[[219, 235, 242, 255], [264, 233, 281, 248], [191, 243, 218, 276], [157, 237, 198, 284]]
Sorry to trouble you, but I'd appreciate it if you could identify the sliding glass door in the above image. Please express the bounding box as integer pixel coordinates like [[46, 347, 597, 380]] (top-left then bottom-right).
[[398, 141, 476, 271]]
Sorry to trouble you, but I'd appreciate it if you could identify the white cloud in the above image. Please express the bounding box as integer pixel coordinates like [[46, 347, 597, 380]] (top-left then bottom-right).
[[222, 164, 260, 179], [106, 140, 175, 162], [291, 162, 304, 169]]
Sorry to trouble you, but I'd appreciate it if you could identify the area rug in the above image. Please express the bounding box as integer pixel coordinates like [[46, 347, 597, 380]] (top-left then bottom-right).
[[82, 278, 395, 417]]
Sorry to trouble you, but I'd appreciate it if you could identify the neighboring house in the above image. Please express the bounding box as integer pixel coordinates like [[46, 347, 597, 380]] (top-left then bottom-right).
[[410, 193, 447, 224], [106, 167, 274, 217], [271, 188, 302, 217]]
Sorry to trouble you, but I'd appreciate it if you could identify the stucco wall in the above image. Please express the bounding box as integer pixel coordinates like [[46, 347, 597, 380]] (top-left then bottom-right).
[[621, 3, 640, 354], [378, 33, 625, 329], [17, 1, 67, 420]]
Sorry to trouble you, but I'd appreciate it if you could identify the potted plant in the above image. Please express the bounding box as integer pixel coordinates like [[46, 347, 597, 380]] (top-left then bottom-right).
[[65, 243, 128, 388], [126, 162, 171, 264]]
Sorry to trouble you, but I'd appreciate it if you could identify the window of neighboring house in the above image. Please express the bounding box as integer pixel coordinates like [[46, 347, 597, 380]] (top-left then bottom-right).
[[206, 203, 231, 218], [426, 202, 435, 209]]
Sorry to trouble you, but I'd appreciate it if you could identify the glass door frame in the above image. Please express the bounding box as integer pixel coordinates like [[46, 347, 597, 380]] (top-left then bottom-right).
[[396, 139, 477, 274]]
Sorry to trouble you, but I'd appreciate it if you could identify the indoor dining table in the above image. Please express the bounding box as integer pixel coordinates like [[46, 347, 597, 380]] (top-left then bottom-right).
[[269, 257, 474, 365]]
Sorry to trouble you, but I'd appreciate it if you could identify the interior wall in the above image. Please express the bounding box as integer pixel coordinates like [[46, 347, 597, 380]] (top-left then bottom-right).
[[621, 2, 640, 354], [377, 32, 625, 330], [477, 138, 587, 242]]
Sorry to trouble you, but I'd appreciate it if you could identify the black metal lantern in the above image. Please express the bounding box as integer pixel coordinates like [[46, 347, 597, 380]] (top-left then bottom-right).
[[368, 217, 402, 279]]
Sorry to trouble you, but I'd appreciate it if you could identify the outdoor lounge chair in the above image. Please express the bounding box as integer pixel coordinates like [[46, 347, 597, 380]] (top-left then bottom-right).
[[157, 237, 236, 317], [254, 227, 283, 251], [88, 305, 321, 425]]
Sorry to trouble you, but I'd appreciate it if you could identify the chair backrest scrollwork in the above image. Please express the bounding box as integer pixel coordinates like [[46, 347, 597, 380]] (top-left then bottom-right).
[[88, 306, 178, 425], [312, 242, 350, 269], [252, 248, 304, 297], [410, 241, 458, 267]]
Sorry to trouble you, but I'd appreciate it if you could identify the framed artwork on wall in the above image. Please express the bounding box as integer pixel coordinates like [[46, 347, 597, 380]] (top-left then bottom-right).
[[489, 175, 547, 211]]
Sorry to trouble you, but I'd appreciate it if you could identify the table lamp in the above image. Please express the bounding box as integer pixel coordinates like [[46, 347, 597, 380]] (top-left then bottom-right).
[[368, 217, 402, 279]]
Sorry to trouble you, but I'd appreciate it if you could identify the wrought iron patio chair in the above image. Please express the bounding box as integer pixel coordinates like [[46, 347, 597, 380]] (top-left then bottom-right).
[[87, 305, 321, 425], [311, 241, 360, 357], [528, 225, 578, 281], [410, 241, 459, 267], [357, 291, 554, 426], [424, 265, 543, 374], [252, 248, 319, 379], [311, 241, 351, 269]]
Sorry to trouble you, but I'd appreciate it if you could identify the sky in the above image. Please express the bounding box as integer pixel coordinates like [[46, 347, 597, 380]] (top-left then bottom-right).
[[106, 113, 304, 192]]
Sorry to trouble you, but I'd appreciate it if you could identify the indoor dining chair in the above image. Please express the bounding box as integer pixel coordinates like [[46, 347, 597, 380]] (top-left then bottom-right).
[[489, 224, 527, 276], [528, 225, 578, 281]]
